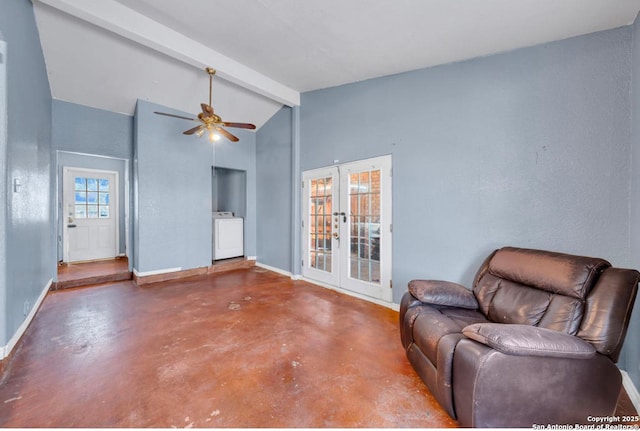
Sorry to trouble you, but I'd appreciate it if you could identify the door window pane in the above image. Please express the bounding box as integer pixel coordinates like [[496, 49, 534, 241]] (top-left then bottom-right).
[[99, 206, 110, 218], [87, 205, 99, 218], [309, 176, 333, 273], [87, 178, 98, 191], [73, 176, 111, 219], [98, 179, 109, 192], [99, 193, 109, 205], [75, 191, 86, 204], [74, 177, 86, 191], [348, 169, 381, 284]]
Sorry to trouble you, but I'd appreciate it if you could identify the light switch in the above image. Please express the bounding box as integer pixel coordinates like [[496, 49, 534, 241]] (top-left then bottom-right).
[[13, 178, 21, 193]]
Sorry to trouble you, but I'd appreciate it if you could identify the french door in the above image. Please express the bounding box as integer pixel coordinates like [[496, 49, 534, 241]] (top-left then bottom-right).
[[302, 156, 392, 302], [62, 167, 118, 262]]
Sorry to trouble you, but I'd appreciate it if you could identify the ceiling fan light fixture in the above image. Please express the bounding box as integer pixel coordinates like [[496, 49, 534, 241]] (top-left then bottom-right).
[[154, 66, 255, 143]]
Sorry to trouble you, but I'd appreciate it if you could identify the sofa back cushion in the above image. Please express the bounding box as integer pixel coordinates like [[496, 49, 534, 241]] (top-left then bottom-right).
[[473, 247, 610, 335], [488, 247, 610, 299]]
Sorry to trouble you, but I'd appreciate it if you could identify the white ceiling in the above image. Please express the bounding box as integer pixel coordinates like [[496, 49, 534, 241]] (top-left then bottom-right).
[[33, 0, 640, 129]]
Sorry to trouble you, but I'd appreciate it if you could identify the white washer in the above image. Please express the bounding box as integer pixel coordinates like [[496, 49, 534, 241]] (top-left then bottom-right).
[[212, 212, 244, 260]]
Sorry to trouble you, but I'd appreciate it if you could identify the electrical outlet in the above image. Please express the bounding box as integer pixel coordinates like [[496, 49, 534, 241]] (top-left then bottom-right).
[[23, 300, 30, 317]]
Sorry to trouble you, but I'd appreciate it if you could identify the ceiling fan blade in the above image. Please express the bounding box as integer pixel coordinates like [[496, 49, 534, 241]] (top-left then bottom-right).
[[215, 127, 239, 142], [201, 103, 214, 118], [221, 122, 256, 130], [183, 125, 205, 135], [154, 111, 197, 121]]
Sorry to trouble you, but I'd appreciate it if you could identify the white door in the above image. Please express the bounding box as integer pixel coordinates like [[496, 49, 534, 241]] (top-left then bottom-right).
[[302, 156, 392, 302], [302, 166, 340, 287], [63, 167, 118, 263]]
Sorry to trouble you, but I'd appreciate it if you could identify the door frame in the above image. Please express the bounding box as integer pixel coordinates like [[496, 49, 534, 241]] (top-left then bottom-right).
[[301, 155, 393, 304], [62, 166, 119, 263]]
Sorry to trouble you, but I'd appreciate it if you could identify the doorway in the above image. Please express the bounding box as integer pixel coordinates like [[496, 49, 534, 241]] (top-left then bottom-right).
[[301, 155, 392, 302], [62, 167, 119, 263]]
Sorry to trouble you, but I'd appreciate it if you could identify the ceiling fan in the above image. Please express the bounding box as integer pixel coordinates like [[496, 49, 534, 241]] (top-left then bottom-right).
[[154, 67, 256, 143]]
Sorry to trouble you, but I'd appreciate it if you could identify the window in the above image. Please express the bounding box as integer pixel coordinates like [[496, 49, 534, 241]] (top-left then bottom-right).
[[74, 177, 110, 219]]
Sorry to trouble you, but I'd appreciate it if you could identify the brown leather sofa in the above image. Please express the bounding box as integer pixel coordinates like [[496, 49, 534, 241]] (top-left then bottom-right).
[[400, 246, 640, 428]]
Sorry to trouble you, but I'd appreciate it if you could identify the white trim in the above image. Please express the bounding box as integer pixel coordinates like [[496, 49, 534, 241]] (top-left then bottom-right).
[[2, 278, 52, 360], [133, 267, 182, 277], [246, 256, 257, 261], [302, 276, 399, 311], [35, 0, 300, 106], [621, 370, 640, 414], [62, 166, 120, 263], [55, 151, 130, 269], [256, 262, 293, 278]]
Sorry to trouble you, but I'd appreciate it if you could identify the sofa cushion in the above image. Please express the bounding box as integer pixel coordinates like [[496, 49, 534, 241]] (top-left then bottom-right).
[[409, 280, 478, 309], [462, 323, 596, 359], [488, 247, 610, 299], [413, 306, 489, 366]]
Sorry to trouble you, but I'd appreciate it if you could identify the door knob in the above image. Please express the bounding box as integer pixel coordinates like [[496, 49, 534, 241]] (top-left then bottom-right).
[[333, 212, 347, 222]]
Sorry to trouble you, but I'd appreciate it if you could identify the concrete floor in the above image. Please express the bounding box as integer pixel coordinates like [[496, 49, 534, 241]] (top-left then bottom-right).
[[0, 267, 456, 427]]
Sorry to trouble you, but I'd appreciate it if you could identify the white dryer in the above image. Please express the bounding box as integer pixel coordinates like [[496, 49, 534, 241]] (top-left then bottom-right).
[[212, 212, 244, 260]]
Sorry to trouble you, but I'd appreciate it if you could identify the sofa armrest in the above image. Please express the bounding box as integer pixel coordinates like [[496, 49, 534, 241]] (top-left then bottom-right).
[[408, 280, 478, 309], [462, 323, 595, 359]]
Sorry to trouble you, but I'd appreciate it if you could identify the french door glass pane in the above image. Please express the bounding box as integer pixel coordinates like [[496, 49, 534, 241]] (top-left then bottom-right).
[[309, 176, 333, 273], [348, 169, 381, 284]]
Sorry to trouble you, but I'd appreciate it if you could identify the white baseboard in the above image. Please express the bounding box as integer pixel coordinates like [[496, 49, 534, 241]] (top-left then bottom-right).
[[246, 256, 257, 261], [1, 278, 52, 360], [254, 262, 305, 281], [132, 267, 182, 277], [255, 262, 293, 278], [621, 370, 640, 413], [253, 264, 398, 309], [301, 276, 400, 311]]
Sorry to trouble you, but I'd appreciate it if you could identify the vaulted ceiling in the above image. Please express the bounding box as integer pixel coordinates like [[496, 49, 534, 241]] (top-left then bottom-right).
[[33, 0, 640, 128]]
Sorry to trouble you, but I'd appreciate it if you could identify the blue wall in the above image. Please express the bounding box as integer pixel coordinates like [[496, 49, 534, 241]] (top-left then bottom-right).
[[52, 100, 133, 159], [301, 27, 633, 305], [256, 106, 293, 271], [133, 100, 257, 273], [212, 128, 257, 258], [0, 0, 53, 346], [625, 12, 640, 389]]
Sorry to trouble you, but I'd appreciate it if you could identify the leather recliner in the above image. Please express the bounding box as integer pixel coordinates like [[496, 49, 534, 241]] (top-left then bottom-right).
[[400, 246, 640, 428]]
